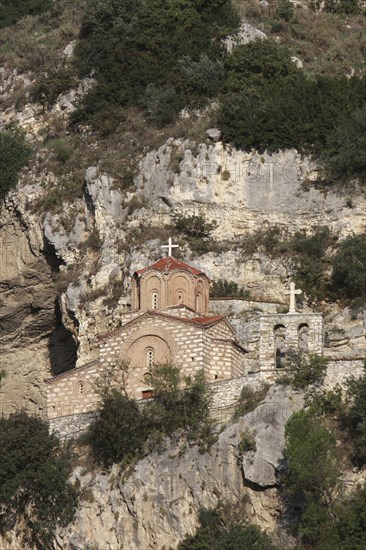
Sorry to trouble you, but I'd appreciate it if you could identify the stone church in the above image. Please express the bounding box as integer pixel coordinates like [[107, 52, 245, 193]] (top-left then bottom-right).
[[47, 240, 324, 421], [47, 244, 248, 419]]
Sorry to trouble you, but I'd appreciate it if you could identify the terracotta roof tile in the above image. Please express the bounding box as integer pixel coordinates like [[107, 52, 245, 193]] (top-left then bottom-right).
[[135, 256, 208, 278]]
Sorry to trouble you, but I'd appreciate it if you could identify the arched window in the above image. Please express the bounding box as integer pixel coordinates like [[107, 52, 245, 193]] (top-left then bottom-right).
[[152, 291, 158, 310], [146, 348, 154, 369], [298, 323, 310, 353], [274, 324, 286, 368], [78, 382, 84, 395]]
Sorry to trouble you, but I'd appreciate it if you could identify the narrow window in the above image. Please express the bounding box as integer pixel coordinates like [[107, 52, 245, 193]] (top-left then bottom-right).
[[78, 382, 84, 395], [298, 323, 310, 353], [274, 324, 286, 368], [152, 291, 158, 309], [146, 348, 154, 369]]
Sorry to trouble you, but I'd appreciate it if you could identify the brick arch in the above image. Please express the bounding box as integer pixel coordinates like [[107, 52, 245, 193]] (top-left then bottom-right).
[[120, 325, 177, 365], [168, 271, 194, 308], [140, 272, 165, 310]]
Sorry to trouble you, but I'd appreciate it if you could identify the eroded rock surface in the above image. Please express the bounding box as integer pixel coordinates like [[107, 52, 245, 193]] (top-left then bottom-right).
[[51, 386, 298, 550]]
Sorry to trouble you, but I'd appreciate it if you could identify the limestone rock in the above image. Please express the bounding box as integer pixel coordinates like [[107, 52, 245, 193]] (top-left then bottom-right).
[[241, 385, 304, 487], [224, 21, 267, 53], [54, 389, 292, 549]]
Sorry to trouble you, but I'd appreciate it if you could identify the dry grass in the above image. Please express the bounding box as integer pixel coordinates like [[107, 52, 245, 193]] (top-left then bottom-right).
[[0, 0, 86, 73], [233, 0, 366, 77]]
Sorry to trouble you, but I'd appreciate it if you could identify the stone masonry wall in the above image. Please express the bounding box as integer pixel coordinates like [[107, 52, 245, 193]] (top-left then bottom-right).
[[47, 315, 245, 410], [47, 362, 102, 419]]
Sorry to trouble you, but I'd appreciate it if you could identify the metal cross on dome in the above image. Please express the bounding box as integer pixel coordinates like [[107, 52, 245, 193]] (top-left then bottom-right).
[[285, 281, 302, 313], [161, 237, 179, 257]]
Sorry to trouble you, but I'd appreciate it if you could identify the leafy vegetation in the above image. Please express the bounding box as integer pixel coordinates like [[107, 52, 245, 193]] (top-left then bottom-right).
[[211, 279, 249, 299], [180, 508, 278, 549], [290, 226, 337, 303], [172, 213, 218, 255], [72, 0, 239, 126], [0, 412, 78, 547], [330, 233, 366, 303], [217, 39, 366, 168], [278, 350, 328, 389], [85, 364, 212, 466], [346, 364, 366, 466], [0, 130, 31, 200], [0, 0, 51, 29], [284, 408, 341, 545]]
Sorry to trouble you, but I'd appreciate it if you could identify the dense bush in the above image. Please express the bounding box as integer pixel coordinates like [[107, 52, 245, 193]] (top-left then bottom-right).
[[86, 364, 212, 466], [322, 105, 366, 185], [217, 40, 366, 162], [0, 0, 51, 28], [72, 0, 239, 127], [31, 65, 77, 108], [279, 350, 328, 389], [85, 390, 147, 466], [289, 226, 336, 303], [180, 510, 278, 549], [172, 213, 218, 255], [330, 233, 366, 302], [284, 408, 341, 545], [346, 364, 366, 466], [211, 279, 249, 298], [0, 130, 31, 201], [0, 411, 78, 547]]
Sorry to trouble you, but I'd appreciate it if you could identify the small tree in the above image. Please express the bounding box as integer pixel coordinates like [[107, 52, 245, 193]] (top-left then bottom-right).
[[148, 364, 212, 440], [84, 389, 147, 467], [0, 130, 31, 200], [284, 409, 341, 544], [330, 233, 366, 302], [0, 411, 77, 548], [280, 350, 328, 389], [346, 363, 366, 466]]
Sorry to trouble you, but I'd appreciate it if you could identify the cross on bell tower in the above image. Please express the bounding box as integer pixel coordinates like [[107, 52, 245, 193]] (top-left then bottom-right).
[[161, 237, 179, 257], [285, 281, 302, 313]]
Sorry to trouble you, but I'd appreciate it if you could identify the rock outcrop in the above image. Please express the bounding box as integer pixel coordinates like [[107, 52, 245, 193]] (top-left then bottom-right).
[[50, 385, 302, 550]]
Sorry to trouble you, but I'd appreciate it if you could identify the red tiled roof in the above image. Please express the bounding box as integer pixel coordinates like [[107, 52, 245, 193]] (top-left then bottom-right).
[[135, 256, 208, 278], [191, 314, 225, 326]]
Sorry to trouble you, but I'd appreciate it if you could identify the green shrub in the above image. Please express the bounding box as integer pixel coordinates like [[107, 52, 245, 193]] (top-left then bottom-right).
[[330, 233, 366, 302], [171, 213, 217, 255], [322, 105, 366, 185], [84, 390, 147, 466], [289, 227, 336, 302], [346, 363, 366, 466], [180, 513, 278, 549], [281, 350, 328, 389], [0, 411, 78, 547], [284, 409, 341, 543], [72, 0, 239, 128], [31, 65, 77, 108], [86, 364, 212, 466], [238, 429, 256, 453], [217, 39, 366, 160], [0, 0, 51, 29], [147, 365, 212, 441], [211, 279, 249, 299], [0, 130, 31, 200]]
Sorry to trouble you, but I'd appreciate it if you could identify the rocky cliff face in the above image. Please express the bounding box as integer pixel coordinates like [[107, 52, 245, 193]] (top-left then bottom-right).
[[51, 385, 303, 550], [0, 134, 365, 413]]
